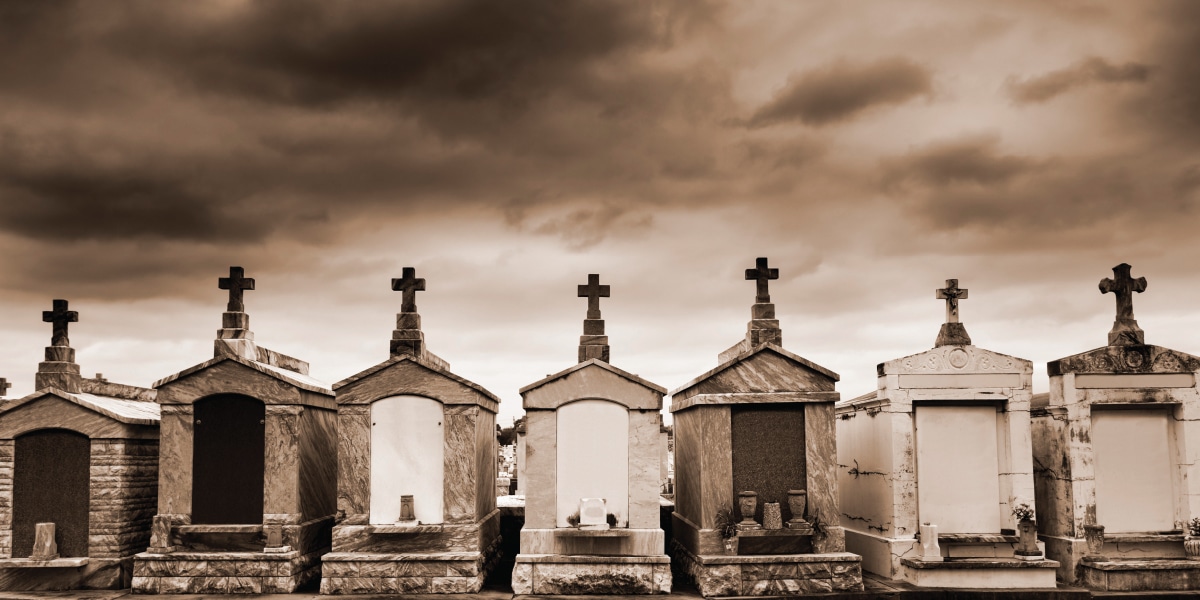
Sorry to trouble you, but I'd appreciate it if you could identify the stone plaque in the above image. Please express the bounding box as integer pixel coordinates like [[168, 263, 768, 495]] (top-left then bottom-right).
[[13, 429, 91, 558], [731, 405, 806, 523], [192, 394, 265, 524]]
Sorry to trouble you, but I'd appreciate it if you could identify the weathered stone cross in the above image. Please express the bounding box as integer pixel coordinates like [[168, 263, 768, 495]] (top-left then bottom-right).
[[42, 299, 78, 347], [578, 274, 610, 320], [0, 378, 10, 397], [936, 279, 969, 324], [745, 257, 779, 304], [392, 267, 426, 313], [218, 266, 255, 313], [1100, 263, 1147, 322]]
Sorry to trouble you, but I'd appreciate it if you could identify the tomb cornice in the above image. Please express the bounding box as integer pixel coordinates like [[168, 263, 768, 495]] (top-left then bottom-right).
[[520, 359, 665, 411], [670, 390, 840, 413], [333, 354, 500, 409], [877, 345, 1031, 377], [1048, 344, 1200, 376], [670, 342, 838, 400]]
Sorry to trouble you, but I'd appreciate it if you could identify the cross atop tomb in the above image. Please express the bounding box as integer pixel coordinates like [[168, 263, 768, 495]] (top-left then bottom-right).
[[1100, 263, 1147, 346], [218, 266, 255, 313], [0, 378, 10, 397], [43, 299, 78, 347], [936, 279, 968, 324], [578, 274, 610, 320], [391, 267, 426, 313], [745, 257, 779, 304]]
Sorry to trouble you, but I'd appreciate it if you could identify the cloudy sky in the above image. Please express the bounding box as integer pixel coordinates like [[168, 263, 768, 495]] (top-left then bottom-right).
[[2, 1, 1198, 425]]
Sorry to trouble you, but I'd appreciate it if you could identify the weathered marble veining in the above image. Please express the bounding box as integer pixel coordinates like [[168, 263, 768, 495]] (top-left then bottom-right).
[[264, 405, 301, 517], [336, 407, 370, 520], [298, 407, 337, 521], [443, 406, 476, 524]]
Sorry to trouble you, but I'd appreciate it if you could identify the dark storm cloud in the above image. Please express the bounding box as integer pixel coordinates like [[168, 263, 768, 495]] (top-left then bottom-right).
[[748, 58, 932, 127], [1133, 1, 1200, 143], [1005, 57, 1150, 104], [882, 134, 1041, 190]]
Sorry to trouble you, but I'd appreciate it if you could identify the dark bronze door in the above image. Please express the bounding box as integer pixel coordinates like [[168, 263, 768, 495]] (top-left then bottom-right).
[[192, 395, 265, 524], [13, 429, 91, 557]]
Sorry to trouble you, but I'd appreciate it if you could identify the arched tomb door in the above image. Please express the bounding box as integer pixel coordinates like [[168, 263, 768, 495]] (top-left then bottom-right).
[[192, 394, 265, 524], [556, 399, 629, 527], [370, 395, 445, 524], [13, 429, 90, 557]]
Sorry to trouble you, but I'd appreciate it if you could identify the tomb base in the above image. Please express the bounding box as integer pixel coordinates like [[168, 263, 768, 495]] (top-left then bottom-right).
[[0, 556, 128, 590], [511, 554, 670, 595], [1078, 557, 1200, 591], [900, 557, 1059, 589], [1041, 532, 1189, 586], [130, 548, 323, 593], [319, 538, 501, 594], [670, 541, 862, 597]]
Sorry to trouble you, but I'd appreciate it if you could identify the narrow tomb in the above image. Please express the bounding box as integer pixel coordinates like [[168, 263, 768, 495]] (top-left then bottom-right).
[[1033, 263, 1200, 591], [512, 274, 672, 595], [837, 279, 1058, 588], [0, 300, 159, 590], [321, 268, 502, 594], [669, 258, 863, 596], [132, 267, 337, 594]]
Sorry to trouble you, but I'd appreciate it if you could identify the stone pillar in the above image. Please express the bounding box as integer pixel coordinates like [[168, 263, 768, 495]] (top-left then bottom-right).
[[157, 405, 194, 520], [628, 410, 662, 529], [523, 410, 557, 529], [0, 439, 14, 559], [444, 405, 477, 524], [806, 402, 844, 553], [89, 439, 159, 559], [336, 405, 371, 525], [264, 405, 302, 520]]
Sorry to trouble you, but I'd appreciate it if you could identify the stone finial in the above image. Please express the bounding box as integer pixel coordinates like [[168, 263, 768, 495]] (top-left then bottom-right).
[[0, 378, 10, 397], [577, 274, 611, 363], [390, 267, 429, 358], [36, 299, 81, 394], [934, 279, 972, 347], [1100, 263, 1147, 346], [218, 266, 255, 313], [215, 266, 257, 360]]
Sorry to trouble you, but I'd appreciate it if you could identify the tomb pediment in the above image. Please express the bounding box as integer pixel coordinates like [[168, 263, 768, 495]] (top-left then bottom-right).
[[671, 343, 838, 403], [334, 354, 499, 410], [0, 391, 159, 439], [153, 355, 333, 407], [1047, 344, 1200, 376], [521, 359, 665, 410], [877, 345, 1031, 377]]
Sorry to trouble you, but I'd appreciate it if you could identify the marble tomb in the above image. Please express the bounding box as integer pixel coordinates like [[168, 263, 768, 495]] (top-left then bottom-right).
[[669, 258, 863, 596], [320, 268, 502, 594], [132, 267, 337, 594]]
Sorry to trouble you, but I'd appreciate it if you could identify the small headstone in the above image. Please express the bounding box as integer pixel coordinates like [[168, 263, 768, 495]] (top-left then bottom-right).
[[763, 502, 783, 530], [935, 279, 972, 346], [263, 523, 291, 553], [1100, 263, 1147, 346], [918, 522, 942, 562], [31, 522, 58, 561], [149, 515, 174, 552]]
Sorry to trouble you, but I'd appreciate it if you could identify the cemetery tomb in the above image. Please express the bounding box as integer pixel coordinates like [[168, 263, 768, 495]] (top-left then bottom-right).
[[1032, 264, 1200, 591], [321, 268, 502, 594], [0, 300, 160, 591], [512, 274, 672, 595], [837, 279, 1057, 588], [133, 267, 337, 594], [670, 258, 863, 596]]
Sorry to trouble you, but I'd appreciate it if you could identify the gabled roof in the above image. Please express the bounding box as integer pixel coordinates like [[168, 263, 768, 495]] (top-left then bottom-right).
[[153, 354, 332, 395], [671, 342, 838, 398], [334, 353, 500, 404], [0, 388, 160, 426], [520, 359, 666, 396]]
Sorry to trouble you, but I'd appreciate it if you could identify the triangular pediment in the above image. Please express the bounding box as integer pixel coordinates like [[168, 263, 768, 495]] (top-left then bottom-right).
[[878, 345, 1031, 377], [334, 355, 499, 410], [521, 360, 664, 411], [672, 343, 838, 398], [1048, 344, 1200, 376], [0, 390, 160, 439]]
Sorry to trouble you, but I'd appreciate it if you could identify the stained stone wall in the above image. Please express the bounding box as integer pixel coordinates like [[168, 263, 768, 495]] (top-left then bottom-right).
[[88, 439, 159, 560]]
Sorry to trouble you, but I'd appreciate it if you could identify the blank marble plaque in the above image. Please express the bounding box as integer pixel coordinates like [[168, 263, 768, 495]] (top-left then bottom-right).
[[13, 429, 91, 558], [731, 405, 805, 523], [192, 394, 265, 524]]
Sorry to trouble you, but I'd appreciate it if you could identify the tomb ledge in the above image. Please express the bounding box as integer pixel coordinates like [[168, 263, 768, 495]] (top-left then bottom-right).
[[0, 557, 89, 568]]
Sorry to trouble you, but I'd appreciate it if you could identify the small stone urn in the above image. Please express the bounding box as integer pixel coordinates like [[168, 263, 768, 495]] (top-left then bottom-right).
[[1185, 537, 1200, 561], [787, 490, 807, 524], [918, 522, 942, 562], [1014, 519, 1042, 560], [737, 491, 761, 530], [1083, 523, 1105, 558]]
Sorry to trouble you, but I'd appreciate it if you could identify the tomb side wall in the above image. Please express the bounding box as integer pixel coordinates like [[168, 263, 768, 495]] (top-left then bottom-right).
[[474, 405, 497, 522], [298, 405, 337, 522], [335, 405, 370, 523], [0, 440, 12, 558], [89, 438, 159, 559]]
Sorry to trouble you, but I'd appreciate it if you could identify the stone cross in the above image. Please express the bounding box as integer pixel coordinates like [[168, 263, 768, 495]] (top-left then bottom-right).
[[391, 267, 426, 313], [1100, 263, 1146, 322], [218, 266, 255, 313], [578, 274, 610, 320], [936, 279, 969, 324], [745, 257, 779, 304], [42, 299, 78, 347], [0, 378, 9, 397]]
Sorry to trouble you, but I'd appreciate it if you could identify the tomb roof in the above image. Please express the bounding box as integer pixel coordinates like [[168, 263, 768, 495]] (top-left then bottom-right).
[[1047, 344, 1200, 377], [152, 352, 333, 395], [333, 353, 501, 407], [0, 388, 160, 426], [876, 344, 1031, 377], [520, 358, 666, 396], [520, 359, 665, 411], [671, 342, 839, 399]]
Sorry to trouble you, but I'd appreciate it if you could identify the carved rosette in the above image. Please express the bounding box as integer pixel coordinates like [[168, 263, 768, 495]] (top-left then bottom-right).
[[883, 346, 1023, 376]]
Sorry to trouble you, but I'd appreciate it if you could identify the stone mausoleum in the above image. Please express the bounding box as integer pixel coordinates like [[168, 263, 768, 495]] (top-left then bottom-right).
[[513, 274, 672, 595], [1034, 264, 1200, 591], [133, 267, 337, 594], [0, 300, 158, 590], [837, 279, 1058, 588], [670, 258, 863, 596], [321, 268, 501, 594]]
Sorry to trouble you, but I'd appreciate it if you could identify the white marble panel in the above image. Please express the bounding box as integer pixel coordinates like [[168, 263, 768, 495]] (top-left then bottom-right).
[[556, 400, 628, 527], [370, 395, 444, 525]]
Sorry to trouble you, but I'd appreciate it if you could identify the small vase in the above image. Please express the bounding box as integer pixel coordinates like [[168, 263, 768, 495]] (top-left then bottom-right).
[[787, 490, 807, 525], [1186, 537, 1200, 561], [737, 491, 760, 529], [1014, 519, 1041, 559], [1083, 523, 1105, 558]]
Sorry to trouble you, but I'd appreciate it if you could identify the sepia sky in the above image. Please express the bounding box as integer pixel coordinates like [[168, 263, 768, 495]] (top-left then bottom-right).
[[2, 1, 1199, 425]]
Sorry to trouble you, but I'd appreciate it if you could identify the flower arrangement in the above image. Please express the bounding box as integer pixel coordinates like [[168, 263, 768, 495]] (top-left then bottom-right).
[[1188, 517, 1200, 537], [1012, 502, 1035, 523], [713, 506, 738, 539]]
